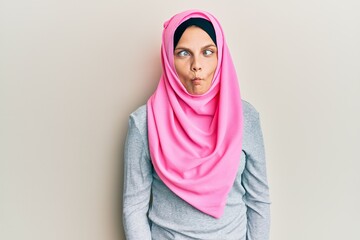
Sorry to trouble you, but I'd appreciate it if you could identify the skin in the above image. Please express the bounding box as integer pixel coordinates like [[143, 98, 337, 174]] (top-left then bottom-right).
[[174, 26, 218, 95]]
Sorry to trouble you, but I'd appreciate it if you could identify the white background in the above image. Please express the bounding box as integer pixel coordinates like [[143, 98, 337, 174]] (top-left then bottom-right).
[[1, 0, 360, 239]]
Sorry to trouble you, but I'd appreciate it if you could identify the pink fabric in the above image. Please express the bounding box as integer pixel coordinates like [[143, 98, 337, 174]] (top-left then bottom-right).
[[147, 9, 243, 218]]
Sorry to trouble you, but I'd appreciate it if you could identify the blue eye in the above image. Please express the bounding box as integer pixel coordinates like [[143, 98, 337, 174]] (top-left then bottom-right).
[[177, 50, 190, 57], [204, 49, 214, 56]]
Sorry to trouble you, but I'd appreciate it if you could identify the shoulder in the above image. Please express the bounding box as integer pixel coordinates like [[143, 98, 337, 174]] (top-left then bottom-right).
[[129, 104, 147, 121], [128, 101, 259, 129], [241, 99, 260, 121], [128, 104, 147, 137], [241, 99, 262, 141]]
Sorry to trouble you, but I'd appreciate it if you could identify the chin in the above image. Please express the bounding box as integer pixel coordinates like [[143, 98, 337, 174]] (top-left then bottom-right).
[[192, 89, 207, 95]]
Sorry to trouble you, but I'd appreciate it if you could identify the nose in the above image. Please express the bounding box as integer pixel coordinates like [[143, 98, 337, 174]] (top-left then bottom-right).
[[191, 57, 202, 72]]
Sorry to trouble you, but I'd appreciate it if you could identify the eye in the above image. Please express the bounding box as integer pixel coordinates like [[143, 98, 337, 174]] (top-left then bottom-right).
[[176, 50, 190, 57], [203, 49, 214, 56]]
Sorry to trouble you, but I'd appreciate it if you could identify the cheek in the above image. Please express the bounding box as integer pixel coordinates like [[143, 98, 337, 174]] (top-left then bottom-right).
[[174, 60, 179, 74], [208, 59, 218, 75], [174, 61, 187, 77]]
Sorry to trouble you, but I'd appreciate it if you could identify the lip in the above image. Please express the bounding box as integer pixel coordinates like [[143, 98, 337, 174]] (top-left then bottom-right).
[[191, 77, 203, 85], [191, 77, 203, 81]]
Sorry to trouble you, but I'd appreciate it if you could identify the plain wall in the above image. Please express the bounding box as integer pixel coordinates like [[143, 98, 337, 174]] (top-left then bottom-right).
[[1, 0, 359, 239]]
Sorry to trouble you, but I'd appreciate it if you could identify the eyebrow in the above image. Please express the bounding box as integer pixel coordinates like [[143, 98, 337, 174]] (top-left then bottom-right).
[[174, 44, 217, 51]]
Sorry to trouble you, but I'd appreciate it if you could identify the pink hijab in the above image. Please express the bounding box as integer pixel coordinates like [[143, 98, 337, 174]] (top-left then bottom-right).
[[147, 9, 243, 218]]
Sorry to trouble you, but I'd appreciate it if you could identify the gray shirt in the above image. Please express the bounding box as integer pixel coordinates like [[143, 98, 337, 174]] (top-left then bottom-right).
[[123, 99, 271, 240]]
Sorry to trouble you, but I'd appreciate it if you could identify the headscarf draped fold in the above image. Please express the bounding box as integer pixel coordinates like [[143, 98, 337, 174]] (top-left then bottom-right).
[[147, 9, 243, 218]]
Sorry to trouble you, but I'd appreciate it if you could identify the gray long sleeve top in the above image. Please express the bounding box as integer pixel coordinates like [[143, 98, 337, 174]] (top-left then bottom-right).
[[123, 99, 271, 240]]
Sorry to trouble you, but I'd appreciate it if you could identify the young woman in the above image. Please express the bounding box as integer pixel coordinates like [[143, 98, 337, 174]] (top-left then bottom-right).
[[123, 9, 271, 240]]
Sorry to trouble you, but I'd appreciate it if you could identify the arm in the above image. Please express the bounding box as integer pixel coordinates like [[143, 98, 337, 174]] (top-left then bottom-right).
[[242, 112, 271, 240], [123, 115, 152, 240]]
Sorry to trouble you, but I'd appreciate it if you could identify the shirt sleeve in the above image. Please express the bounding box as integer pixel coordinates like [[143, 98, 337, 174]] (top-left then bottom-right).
[[242, 111, 271, 240], [123, 115, 153, 240]]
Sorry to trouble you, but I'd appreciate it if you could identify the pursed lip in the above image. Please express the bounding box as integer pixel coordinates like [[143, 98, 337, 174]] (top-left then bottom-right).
[[191, 77, 203, 81], [191, 77, 203, 85]]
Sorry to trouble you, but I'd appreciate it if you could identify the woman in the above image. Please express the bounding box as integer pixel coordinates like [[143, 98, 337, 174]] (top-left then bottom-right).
[[123, 9, 271, 240]]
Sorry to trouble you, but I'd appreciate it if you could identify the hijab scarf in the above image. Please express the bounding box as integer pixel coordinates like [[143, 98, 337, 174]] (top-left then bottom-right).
[[147, 9, 243, 219]]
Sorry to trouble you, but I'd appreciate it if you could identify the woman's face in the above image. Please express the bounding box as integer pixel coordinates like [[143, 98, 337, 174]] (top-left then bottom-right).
[[174, 26, 218, 95]]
